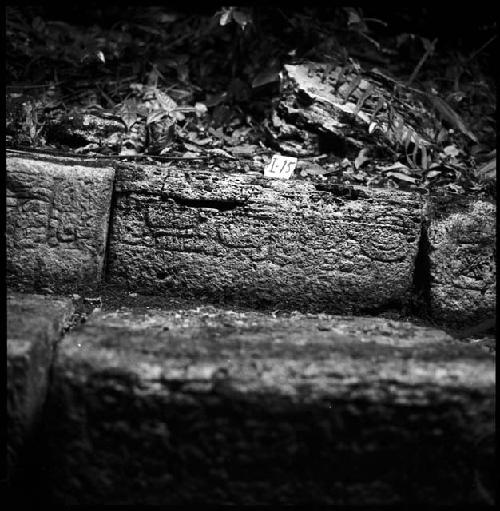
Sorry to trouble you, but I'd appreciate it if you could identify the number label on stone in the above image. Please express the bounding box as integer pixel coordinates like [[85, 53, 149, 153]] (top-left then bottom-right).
[[264, 155, 297, 179]]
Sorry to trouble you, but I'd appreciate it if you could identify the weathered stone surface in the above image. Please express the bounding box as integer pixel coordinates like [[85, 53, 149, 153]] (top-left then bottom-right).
[[428, 195, 496, 327], [47, 308, 494, 505], [267, 61, 437, 158], [108, 163, 423, 313], [6, 153, 115, 294], [7, 292, 74, 479], [44, 110, 126, 149]]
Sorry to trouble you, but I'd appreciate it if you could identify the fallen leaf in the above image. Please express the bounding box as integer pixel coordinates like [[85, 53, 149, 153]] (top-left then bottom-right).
[[341, 158, 351, 168], [183, 142, 201, 153], [426, 94, 478, 143], [252, 70, 280, 88], [219, 8, 233, 26], [425, 170, 442, 179], [118, 98, 139, 130], [446, 183, 464, 193], [436, 127, 449, 144], [146, 110, 168, 125], [230, 144, 259, 156], [195, 102, 208, 117], [120, 146, 138, 156], [345, 7, 362, 26], [206, 148, 234, 158], [354, 148, 370, 169], [368, 121, 378, 134], [155, 91, 177, 112], [421, 144, 429, 170], [474, 158, 496, 182], [377, 162, 410, 172], [443, 144, 461, 158], [192, 137, 213, 146], [306, 165, 329, 176], [386, 172, 417, 183]]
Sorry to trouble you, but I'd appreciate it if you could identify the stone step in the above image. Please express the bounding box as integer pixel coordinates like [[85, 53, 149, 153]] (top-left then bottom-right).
[[108, 162, 423, 313], [42, 306, 494, 505], [7, 293, 75, 494], [7, 152, 495, 323]]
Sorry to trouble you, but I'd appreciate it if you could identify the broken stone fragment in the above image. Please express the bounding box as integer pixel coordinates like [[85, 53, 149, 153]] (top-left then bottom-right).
[[6, 153, 114, 294], [269, 61, 437, 159], [44, 111, 126, 149], [7, 293, 74, 482], [428, 195, 496, 328]]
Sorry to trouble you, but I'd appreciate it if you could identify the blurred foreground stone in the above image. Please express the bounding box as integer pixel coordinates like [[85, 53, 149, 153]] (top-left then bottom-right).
[[47, 308, 494, 505]]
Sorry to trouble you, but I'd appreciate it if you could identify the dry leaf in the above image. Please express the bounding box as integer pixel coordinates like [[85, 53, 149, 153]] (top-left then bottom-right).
[[387, 172, 417, 183], [426, 169, 442, 179], [474, 158, 496, 182], [118, 98, 139, 130], [377, 162, 409, 172], [252, 70, 280, 88], [421, 144, 429, 170], [426, 94, 478, 143], [195, 102, 208, 117], [146, 110, 168, 125], [443, 144, 460, 158], [230, 144, 259, 156], [354, 148, 370, 169], [219, 8, 233, 26], [183, 142, 201, 153]]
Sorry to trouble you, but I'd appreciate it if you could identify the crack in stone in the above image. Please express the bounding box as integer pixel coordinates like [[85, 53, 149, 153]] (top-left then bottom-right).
[[168, 196, 247, 212]]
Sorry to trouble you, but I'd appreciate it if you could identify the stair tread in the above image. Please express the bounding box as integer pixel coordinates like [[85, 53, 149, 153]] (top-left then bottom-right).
[[7, 292, 74, 478], [59, 307, 493, 393], [7, 293, 494, 504]]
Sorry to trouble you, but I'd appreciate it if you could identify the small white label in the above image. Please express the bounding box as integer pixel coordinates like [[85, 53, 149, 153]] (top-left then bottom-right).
[[264, 154, 297, 179]]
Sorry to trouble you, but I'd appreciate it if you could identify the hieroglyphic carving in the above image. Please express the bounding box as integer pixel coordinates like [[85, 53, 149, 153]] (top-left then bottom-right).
[[7, 154, 115, 293], [109, 163, 423, 312]]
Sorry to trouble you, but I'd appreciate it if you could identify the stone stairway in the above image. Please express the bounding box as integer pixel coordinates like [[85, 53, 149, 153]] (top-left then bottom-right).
[[6, 151, 495, 504]]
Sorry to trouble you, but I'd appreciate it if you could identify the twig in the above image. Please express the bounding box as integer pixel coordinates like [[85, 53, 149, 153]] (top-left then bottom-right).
[[97, 85, 116, 109], [407, 38, 438, 86], [7, 83, 61, 90], [363, 17, 388, 27], [466, 34, 497, 64], [356, 30, 381, 50], [6, 146, 213, 162]]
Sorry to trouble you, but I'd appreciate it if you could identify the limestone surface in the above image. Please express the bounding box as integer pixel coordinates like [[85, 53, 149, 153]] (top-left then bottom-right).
[[6, 153, 115, 294], [108, 163, 423, 313], [7, 292, 74, 479], [428, 195, 496, 327], [47, 308, 494, 504]]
